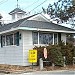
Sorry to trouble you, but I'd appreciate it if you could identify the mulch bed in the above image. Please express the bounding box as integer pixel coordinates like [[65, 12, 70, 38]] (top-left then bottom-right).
[[0, 64, 75, 74]]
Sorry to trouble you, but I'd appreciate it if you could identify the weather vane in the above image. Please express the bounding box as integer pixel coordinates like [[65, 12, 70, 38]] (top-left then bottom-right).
[[17, 0, 19, 8]]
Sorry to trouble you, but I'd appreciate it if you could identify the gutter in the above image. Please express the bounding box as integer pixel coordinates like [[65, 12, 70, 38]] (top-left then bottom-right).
[[0, 27, 75, 34], [19, 27, 75, 33]]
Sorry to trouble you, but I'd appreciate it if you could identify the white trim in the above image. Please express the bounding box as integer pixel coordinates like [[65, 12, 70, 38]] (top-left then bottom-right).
[[0, 27, 75, 35], [54, 33, 58, 44], [13, 33, 14, 45], [19, 27, 75, 33], [28, 13, 50, 22], [0, 27, 38, 34], [19, 27, 37, 31], [40, 13, 50, 22], [37, 28, 75, 33]]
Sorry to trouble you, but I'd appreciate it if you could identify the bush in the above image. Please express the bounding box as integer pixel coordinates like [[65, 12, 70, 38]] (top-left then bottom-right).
[[65, 43, 74, 65], [59, 42, 75, 65], [33, 46, 44, 65], [34, 45, 64, 66], [47, 45, 64, 66], [34, 42, 75, 66]]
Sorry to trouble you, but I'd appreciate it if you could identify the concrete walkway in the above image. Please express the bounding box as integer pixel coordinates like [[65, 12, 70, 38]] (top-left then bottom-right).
[[1, 70, 75, 75]]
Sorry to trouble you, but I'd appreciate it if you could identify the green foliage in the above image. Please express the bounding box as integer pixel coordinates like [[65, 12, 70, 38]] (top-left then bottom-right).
[[43, 0, 75, 27], [33, 46, 44, 65], [59, 42, 75, 65], [46, 0, 72, 21], [34, 41, 75, 66], [47, 45, 64, 66]]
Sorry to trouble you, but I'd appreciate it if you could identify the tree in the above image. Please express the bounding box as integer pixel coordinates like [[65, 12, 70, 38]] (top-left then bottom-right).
[[42, 0, 75, 28]]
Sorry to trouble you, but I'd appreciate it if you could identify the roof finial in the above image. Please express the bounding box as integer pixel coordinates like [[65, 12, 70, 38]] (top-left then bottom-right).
[[17, 0, 19, 8]]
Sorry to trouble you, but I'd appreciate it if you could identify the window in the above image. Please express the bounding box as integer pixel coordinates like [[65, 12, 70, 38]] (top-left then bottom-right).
[[66, 34, 74, 44], [32, 32, 38, 44], [1, 35, 5, 47], [1, 32, 19, 47], [2, 36, 5, 46], [32, 32, 58, 45], [39, 33, 53, 44], [6, 34, 13, 46], [14, 32, 19, 46]]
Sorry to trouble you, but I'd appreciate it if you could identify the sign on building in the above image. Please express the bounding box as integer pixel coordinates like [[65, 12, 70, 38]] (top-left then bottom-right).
[[28, 50, 37, 63], [44, 48, 47, 59]]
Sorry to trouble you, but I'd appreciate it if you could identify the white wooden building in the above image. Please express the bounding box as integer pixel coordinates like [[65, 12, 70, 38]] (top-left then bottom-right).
[[0, 8, 75, 66]]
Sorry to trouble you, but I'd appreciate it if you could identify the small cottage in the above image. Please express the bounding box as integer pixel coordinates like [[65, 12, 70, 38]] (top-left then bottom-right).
[[0, 7, 75, 66]]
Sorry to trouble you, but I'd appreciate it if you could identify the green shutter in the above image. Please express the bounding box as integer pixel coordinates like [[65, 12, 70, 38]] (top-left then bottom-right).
[[58, 33, 61, 44], [17, 32, 19, 46], [1, 35, 3, 47]]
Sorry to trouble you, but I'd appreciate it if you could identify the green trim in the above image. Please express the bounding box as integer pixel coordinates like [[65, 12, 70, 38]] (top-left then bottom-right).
[[1, 35, 3, 47]]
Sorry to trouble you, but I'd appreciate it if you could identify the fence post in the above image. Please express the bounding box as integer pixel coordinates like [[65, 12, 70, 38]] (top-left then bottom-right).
[[39, 58, 43, 70], [52, 63, 55, 67], [73, 57, 75, 66], [63, 56, 66, 67]]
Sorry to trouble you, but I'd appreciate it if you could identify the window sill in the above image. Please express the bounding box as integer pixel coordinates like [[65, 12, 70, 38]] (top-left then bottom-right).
[[33, 44, 48, 47], [1, 45, 19, 48]]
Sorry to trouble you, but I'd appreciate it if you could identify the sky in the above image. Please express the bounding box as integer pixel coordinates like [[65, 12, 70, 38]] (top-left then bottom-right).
[[0, 0, 58, 20]]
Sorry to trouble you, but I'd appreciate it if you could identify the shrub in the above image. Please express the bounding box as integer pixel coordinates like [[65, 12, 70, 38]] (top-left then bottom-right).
[[34, 45, 64, 66], [33, 46, 44, 65], [65, 43, 74, 65], [34, 41, 75, 66], [58, 42, 74, 65], [47, 45, 64, 66]]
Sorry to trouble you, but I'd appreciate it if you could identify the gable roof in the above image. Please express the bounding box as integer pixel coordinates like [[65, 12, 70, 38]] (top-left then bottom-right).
[[28, 13, 50, 22], [9, 8, 26, 15], [0, 14, 75, 34]]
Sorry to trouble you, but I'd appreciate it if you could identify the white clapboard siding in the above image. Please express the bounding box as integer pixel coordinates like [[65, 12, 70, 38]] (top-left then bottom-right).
[[0, 30, 34, 66], [0, 31, 24, 65], [0, 30, 67, 66], [22, 31, 33, 66]]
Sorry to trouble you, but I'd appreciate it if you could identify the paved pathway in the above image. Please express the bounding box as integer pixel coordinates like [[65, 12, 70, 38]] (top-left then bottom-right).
[[0, 70, 75, 75]]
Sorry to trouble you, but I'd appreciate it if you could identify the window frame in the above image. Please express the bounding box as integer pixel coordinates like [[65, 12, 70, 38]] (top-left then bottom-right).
[[6, 34, 13, 46], [1, 35, 5, 47], [32, 32, 38, 44], [54, 33, 58, 45], [32, 32, 58, 45], [39, 32, 53, 44], [0, 32, 20, 47]]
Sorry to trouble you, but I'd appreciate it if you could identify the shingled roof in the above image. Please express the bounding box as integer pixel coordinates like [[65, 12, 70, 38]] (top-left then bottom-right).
[[9, 8, 26, 15], [0, 20, 74, 32], [0, 14, 75, 32], [19, 20, 75, 31]]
